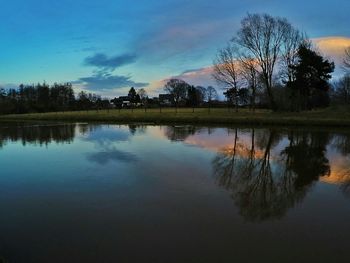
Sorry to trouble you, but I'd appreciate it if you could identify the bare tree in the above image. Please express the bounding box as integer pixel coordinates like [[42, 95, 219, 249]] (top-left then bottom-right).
[[239, 56, 259, 112], [234, 13, 298, 110], [344, 47, 350, 73], [205, 86, 218, 113], [213, 44, 241, 112], [137, 88, 148, 112], [164, 79, 189, 113], [280, 29, 306, 84], [332, 75, 350, 105]]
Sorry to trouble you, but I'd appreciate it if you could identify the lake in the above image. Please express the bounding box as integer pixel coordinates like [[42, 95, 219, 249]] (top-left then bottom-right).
[[0, 122, 349, 263]]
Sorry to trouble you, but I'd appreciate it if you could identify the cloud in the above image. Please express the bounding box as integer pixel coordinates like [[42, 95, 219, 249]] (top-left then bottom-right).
[[138, 20, 235, 64], [74, 71, 148, 91], [83, 53, 137, 70], [146, 66, 217, 95], [313, 36, 350, 65]]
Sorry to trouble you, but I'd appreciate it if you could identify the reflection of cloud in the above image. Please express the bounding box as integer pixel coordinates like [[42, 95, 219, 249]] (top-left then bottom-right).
[[84, 126, 138, 165], [322, 153, 350, 185], [83, 127, 130, 145], [86, 148, 138, 165]]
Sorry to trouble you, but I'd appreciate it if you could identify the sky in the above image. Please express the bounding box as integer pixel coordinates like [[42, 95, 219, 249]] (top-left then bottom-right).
[[0, 0, 349, 97]]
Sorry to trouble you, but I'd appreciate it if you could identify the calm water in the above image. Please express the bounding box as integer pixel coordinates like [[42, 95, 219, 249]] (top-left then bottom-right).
[[0, 123, 350, 263]]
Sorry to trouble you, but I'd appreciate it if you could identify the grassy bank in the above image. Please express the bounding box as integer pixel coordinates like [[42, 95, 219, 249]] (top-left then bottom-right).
[[1, 107, 350, 127]]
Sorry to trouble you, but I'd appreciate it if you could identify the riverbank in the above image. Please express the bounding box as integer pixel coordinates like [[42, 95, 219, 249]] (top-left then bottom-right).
[[1, 107, 350, 127]]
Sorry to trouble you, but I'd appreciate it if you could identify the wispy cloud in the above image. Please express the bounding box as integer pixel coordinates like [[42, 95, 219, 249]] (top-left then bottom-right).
[[84, 53, 137, 71], [74, 71, 148, 91]]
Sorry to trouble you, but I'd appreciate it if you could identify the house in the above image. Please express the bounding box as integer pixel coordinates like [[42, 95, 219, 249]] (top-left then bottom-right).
[[112, 96, 131, 108]]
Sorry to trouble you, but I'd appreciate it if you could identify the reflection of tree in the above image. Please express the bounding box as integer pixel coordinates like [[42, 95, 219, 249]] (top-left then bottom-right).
[[213, 129, 331, 222], [164, 126, 202, 141], [282, 131, 331, 189], [0, 123, 76, 148], [332, 132, 350, 156], [341, 179, 350, 197], [330, 133, 350, 196], [128, 125, 147, 135]]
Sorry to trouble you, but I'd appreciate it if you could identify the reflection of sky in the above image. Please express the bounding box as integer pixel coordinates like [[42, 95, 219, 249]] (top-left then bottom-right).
[[1, 0, 349, 97], [1, 123, 350, 262], [81, 125, 130, 145], [1, 123, 349, 187]]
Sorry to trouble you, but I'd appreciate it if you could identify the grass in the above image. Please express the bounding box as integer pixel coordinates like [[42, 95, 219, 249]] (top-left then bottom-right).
[[0, 106, 350, 127]]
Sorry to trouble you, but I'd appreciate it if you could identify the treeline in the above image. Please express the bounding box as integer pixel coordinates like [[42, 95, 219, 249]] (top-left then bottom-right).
[[163, 80, 218, 108], [0, 83, 111, 114], [210, 13, 350, 112]]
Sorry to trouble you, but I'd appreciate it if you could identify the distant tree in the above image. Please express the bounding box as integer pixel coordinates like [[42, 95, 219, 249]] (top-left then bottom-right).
[[0, 88, 6, 99], [288, 43, 335, 110], [332, 75, 350, 105], [205, 86, 218, 113], [186, 86, 205, 112], [77, 91, 91, 111], [164, 79, 189, 112], [137, 88, 148, 112], [213, 44, 241, 111], [128, 87, 137, 103], [135, 94, 141, 103], [137, 88, 147, 101]]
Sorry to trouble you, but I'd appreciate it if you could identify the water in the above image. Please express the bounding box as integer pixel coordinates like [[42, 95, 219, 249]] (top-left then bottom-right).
[[0, 122, 349, 263]]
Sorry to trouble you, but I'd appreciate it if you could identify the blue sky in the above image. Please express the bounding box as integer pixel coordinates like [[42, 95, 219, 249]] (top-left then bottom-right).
[[1, 0, 349, 97]]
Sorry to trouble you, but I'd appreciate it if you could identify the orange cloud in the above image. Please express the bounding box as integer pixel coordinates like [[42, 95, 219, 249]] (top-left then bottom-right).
[[313, 36, 350, 65]]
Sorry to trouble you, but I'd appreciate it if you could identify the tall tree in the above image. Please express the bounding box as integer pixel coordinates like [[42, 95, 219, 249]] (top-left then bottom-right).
[[288, 44, 335, 110], [137, 88, 148, 112], [234, 13, 302, 110], [205, 86, 218, 113]]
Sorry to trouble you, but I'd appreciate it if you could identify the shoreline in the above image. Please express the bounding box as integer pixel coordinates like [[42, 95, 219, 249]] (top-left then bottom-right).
[[1, 108, 350, 127]]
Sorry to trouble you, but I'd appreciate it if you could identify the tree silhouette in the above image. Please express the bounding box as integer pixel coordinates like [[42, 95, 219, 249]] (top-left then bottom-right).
[[288, 43, 335, 110], [233, 14, 303, 110], [164, 79, 189, 112], [213, 44, 241, 112]]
